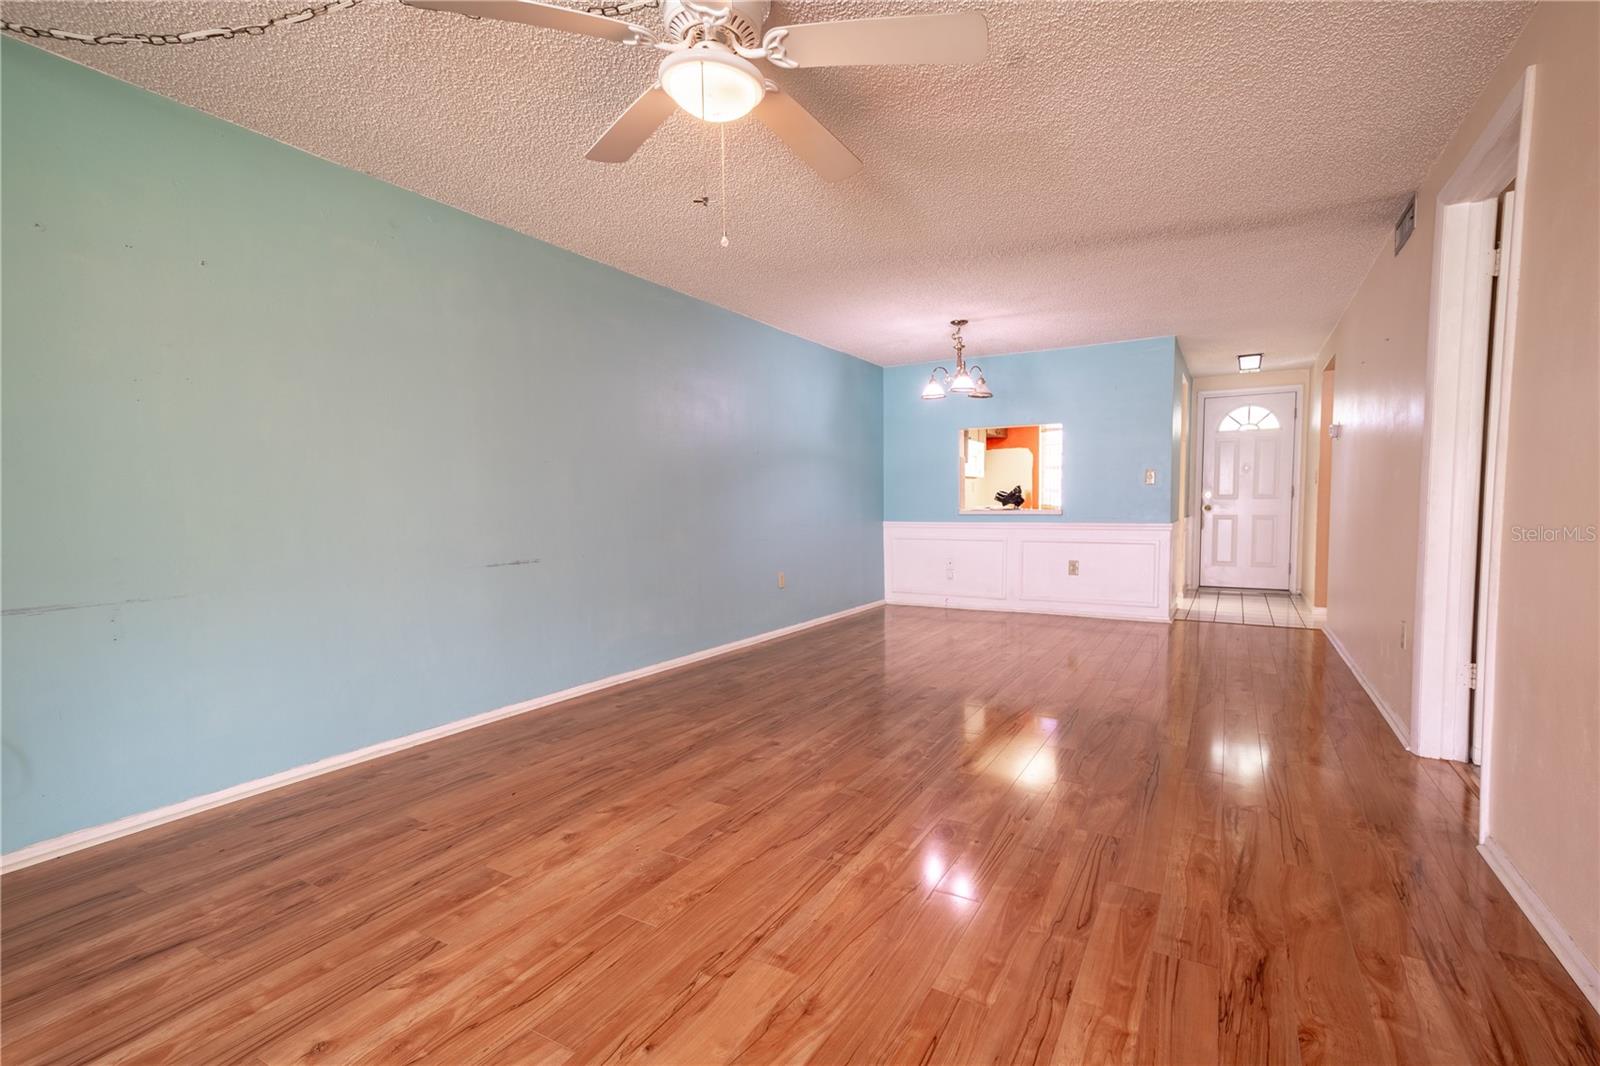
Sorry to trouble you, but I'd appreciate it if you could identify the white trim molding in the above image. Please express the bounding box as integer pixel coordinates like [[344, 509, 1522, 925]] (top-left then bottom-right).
[[1323, 624, 1412, 751], [1479, 837, 1600, 1015], [0, 599, 885, 873], [883, 521, 1175, 623]]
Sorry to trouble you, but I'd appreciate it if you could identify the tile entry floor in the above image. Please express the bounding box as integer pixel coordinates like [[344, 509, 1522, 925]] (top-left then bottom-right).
[[1176, 587, 1321, 628]]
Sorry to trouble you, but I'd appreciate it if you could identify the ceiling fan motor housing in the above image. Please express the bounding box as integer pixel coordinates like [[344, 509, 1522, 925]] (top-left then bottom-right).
[[662, 0, 770, 48]]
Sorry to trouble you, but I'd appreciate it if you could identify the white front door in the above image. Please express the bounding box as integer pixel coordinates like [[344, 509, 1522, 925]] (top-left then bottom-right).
[[1199, 390, 1297, 590]]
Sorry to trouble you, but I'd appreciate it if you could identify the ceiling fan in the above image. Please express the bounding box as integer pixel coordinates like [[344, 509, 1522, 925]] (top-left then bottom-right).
[[401, 0, 988, 181]]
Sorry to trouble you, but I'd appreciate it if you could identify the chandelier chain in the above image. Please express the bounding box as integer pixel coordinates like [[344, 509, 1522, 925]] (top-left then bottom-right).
[[0, 0, 659, 47], [583, 0, 659, 16], [1, 0, 361, 46]]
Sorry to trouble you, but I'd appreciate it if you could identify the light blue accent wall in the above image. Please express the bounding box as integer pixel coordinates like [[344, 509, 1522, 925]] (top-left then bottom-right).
[[883, 337, 1183, 523], [0, 41, 883, 851]]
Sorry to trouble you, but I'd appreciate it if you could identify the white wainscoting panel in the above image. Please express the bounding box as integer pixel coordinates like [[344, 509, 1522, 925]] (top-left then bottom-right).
[[884, 522, 1175, 622], [888, 534, 1009, 601]]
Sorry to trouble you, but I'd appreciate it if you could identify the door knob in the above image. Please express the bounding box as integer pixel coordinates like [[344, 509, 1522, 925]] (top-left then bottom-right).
[[1203, 504, 1213, 511]]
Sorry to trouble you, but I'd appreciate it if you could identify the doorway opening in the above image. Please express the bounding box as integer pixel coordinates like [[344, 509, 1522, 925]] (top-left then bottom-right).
[[1411, 68, 1531, 782]]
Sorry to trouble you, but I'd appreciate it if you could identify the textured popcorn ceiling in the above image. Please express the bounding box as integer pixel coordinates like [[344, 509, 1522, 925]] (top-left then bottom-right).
[[5, 1, 1531, 371]]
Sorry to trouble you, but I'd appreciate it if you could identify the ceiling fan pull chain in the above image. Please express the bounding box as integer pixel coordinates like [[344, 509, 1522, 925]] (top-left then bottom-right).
[[719, 124, 729, 249], [701, 61, 715, 221], [698, 120, 711, 211]]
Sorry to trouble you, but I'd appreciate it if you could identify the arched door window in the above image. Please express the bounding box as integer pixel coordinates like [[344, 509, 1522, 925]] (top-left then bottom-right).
[[1217, 404, 1281, 432]]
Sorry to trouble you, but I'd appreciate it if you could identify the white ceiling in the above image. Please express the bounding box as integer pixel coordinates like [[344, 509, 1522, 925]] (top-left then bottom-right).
[[5, 1, 1531, 372]]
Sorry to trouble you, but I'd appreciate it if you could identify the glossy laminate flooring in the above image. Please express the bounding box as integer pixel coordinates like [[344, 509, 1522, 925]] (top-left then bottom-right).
[[3, 606, 1596, 1065]]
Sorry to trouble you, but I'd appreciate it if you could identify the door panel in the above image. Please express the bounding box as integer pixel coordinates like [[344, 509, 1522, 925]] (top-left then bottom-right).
[[1199, 390, 1297, 589], [1253, 443, 1278, 497], [1250, 515, 1278, 565], [1211, 514, 1237, 566], [1214, 441, 1238, 499]]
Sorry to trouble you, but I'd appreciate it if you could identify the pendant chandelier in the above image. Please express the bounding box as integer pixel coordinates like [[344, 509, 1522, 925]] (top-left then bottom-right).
[[920, 319, 992, 400]]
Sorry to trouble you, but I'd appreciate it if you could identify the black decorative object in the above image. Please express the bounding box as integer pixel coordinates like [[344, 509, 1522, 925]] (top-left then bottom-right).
[[994, 485, 1025, 509]]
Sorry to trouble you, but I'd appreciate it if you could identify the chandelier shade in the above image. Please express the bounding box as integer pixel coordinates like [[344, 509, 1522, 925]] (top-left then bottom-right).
[[918, 319, 991, 400]]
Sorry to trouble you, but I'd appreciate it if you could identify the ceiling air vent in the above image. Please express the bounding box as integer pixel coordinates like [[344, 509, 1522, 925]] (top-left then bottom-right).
[[1394, 195, 1417, 254]]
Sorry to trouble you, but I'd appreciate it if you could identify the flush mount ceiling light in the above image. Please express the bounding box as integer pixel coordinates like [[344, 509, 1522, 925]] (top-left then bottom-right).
[[921, 320, 992, 400], [659, 46, 765, 122], [1237, 353, 1264, 373]]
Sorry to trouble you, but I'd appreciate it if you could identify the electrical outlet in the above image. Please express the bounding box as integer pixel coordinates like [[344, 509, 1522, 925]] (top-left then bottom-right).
[[777, 571, 786, 589], [1144, 468, 1157, 485], [1068, 560, 1080, 576]]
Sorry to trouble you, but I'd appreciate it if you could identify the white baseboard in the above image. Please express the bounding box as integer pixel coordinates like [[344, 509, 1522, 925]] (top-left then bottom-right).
[[1479, 837, 1600, 1014], [1322, 625, 1412, 751], [882, 595, 1170, 625], [0, 600, 885, 874]]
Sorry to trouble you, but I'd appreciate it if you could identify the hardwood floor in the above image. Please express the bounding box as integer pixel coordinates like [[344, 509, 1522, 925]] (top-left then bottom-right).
[[3, 606, 1596, 1065]]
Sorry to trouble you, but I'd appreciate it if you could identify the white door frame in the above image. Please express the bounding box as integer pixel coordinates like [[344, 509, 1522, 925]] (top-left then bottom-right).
[[1188, 384, 1304, 593], [1411, 69, 1533, 788], [1471, 188, 1515, 767]]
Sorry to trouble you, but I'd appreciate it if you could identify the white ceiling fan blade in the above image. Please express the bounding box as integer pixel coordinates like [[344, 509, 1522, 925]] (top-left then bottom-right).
[[766, 12, 988, 68], [402, 0, 648, 45], [753, 89, 862, 182], [586, 86, 677, 163]]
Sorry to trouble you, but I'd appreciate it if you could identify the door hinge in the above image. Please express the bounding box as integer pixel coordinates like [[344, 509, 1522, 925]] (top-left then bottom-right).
[[1466, 662, 1479, 689], [1491, 246, 1503, 277]]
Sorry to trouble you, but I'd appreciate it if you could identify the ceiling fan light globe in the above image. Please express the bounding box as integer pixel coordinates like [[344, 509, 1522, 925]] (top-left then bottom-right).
[[659, 48, 765, 123]]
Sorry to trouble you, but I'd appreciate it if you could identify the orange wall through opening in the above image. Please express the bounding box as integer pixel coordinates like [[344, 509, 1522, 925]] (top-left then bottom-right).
[[986, 425, 1040, 508]]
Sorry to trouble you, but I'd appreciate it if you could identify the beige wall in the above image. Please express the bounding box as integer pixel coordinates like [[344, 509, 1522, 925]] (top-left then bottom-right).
[[1313, 364, 1335, 607], [1316, 2, 1598, 976], [1302, 367, 1326, 603], [1189, 369, 1317, 594]]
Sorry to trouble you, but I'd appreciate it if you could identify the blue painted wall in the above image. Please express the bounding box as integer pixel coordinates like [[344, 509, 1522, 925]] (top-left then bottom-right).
[[883, 337, 1183, 523], [0, 41, 883, 851]]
